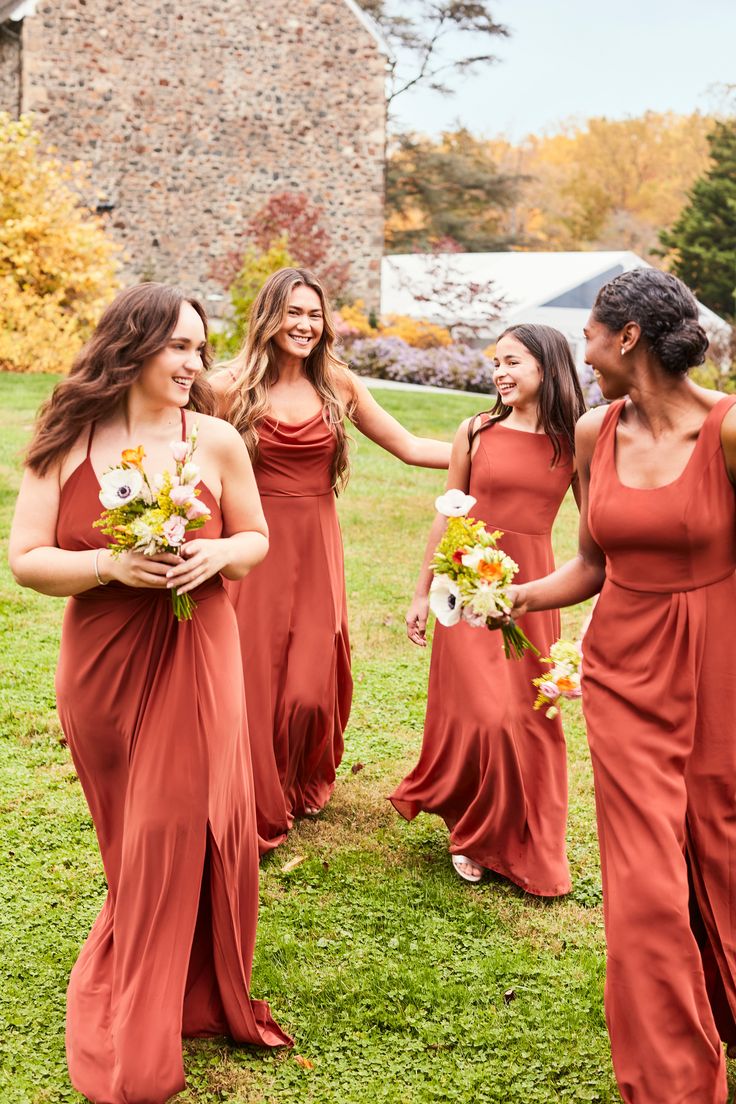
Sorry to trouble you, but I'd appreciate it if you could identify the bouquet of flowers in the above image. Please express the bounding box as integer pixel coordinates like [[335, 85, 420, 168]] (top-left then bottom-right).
[[94, 428, 211, 620], [429, 489, 538, 660], [532, 640, 582, 718]]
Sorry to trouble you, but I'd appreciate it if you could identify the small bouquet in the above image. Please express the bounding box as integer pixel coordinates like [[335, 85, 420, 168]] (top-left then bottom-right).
[[532, 640, 582, 718], [94, 428, 211, 620], [429, 489, 538, 660]]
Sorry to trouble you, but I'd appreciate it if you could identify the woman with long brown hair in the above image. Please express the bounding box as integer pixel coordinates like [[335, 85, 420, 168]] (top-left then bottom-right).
[[9, 283, 290, 1104], [213, 267, 450, 848], [390, 324, 585, 892]]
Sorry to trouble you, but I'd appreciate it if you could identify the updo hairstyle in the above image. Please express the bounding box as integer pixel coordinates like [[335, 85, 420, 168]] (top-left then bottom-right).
[[593, 268, 709, 375]]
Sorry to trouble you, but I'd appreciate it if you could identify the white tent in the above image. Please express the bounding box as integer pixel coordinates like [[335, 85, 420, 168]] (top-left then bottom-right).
[[381, 251, 731, 364]]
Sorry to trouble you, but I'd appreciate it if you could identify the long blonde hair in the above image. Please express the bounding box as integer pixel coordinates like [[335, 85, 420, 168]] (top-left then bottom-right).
[[219, 267, 356, 493]]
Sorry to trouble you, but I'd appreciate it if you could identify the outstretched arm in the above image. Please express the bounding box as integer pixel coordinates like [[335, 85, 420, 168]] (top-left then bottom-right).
[[346, 372, 452, 469]]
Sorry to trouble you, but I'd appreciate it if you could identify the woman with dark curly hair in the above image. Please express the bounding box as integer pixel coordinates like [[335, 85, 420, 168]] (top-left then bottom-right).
[[510, 267, 736, 1102]]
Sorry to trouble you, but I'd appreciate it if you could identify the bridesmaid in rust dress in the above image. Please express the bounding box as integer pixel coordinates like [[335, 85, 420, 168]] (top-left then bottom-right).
[[390, 324, 585, 892], [510, 268, 736, 1103], [9, 284, 290, 1104], [213, 267, 450, 849]]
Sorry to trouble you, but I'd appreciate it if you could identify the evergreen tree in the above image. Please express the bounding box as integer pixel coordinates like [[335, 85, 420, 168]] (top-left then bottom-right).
[[660, 120, 736, 319]]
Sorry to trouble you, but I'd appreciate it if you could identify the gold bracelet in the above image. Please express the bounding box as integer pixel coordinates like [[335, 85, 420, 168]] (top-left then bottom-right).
[[94, 548, 110, 586]]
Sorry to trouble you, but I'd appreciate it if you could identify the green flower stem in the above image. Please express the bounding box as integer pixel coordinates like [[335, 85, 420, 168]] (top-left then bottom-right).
[[501, 622, 539, 661], [170, 587, 196, 621]]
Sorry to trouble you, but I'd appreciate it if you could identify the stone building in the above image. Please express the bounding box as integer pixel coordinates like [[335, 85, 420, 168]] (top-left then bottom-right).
[[0, 0, 388, 310]]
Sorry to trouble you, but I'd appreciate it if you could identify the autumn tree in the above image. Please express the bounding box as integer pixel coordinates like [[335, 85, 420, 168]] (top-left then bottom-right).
[[659, 119, 736, 319], [386, 128, 520, 251], [359, 1, 508, 109], [489, 112, 714, 256], [0, 113, 119, 372]]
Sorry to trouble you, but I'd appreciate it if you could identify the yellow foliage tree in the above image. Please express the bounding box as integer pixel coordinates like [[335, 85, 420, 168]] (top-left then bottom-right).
[[488, 112, 713, 256], [0, 113, 120, 372]]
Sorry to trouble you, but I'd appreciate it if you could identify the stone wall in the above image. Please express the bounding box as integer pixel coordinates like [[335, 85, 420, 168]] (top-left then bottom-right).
[[19, 0, 386, 309], [0, 24, 21, 114]]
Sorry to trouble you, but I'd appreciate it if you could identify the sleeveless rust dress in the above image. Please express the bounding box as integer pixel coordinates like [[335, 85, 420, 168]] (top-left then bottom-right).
[[584, 396, 736, 1104], [225, 411, 352, 848], [390, 420, 573, 897], [55, 413, 290, 1104]]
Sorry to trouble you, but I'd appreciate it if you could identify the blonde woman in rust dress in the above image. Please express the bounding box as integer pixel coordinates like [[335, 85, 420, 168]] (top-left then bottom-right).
[[510, 268, 736, 1102], [9, 284, 290, 1104], [391, 325, 585, 892], [213, 267, 450, 850]]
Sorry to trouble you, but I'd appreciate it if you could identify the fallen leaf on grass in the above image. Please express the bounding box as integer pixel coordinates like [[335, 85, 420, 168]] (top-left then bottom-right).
[[294, 1054, 314, 1071], [351, 762, 365, 774], [280, 855, 306, 873]]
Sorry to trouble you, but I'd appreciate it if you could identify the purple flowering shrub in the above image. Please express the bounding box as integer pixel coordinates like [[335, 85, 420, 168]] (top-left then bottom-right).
[[346, 335, 605, 405], [346, 336, 496, 394]]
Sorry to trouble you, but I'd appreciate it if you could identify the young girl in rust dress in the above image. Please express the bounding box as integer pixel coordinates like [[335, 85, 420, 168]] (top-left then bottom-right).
[[391, 324, 585, 892], [213, 267, 451, 850], [510, 268, 736, 1103], [9, 284, 290, 1104]]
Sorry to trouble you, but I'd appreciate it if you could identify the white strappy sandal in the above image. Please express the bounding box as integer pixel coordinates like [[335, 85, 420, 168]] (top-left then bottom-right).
[[451, 854, 484, 884]]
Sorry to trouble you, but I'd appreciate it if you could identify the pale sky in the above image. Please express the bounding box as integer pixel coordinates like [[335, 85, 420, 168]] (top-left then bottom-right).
[[391, 0, 736, 139]]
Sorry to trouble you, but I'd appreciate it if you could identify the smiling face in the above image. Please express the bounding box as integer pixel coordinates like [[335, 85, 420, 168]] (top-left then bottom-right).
[[583, 312, 629, 400], [135, 301, 206, 407], [493, 333, 543, 408], [272, 284, 325, 362]]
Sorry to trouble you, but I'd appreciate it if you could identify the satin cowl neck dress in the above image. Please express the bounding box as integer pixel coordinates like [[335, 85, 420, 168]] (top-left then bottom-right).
[[390, 418, 573, 897], [583, 396, 736, 1104], [225, 409, 352, 849], [54, 413, 290, 1104]]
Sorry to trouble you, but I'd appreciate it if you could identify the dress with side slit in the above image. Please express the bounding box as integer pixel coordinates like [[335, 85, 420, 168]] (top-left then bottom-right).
[[55, 411, 290, 1104], [583, 395, 736, 1103]]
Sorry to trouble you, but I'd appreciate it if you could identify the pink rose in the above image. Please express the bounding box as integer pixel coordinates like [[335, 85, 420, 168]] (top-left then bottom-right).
[[169, 483, 196, 507], [162, 515, 187, 546], [185, 498, 210, 521], [539, 680, 560, 700], [170, 440, 189, 463]]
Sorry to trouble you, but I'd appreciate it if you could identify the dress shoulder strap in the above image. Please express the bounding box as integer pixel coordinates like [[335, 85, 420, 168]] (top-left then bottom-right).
[[180, 407, 187, 441]]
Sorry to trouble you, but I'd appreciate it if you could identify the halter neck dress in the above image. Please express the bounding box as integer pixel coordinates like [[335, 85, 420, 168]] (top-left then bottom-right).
[[55, 410, 290, 1104], [583, 396, 736, 1104], [225, 410, 352, 848], [390, 419, 573, 896]]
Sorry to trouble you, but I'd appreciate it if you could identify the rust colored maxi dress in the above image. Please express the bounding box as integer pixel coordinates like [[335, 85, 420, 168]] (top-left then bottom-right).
[[54, 416, 290, 1104], [225, 411, 352, 849], [583, 396, 736, 1104], [390, 420, 573, 896]]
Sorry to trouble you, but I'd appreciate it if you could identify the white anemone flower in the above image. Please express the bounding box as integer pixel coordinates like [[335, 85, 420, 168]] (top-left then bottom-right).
[[429, 575, 462, 627], [435, 488, 477, 517], [99, 467, 144, 510]]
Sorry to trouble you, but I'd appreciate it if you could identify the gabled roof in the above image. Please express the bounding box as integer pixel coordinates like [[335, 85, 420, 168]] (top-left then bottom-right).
[[382, 250, 730, 334], [341, 0, 393, 57]]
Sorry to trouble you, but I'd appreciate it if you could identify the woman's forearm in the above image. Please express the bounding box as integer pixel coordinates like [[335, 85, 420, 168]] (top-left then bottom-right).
[[521, 554, 605, 613], [219, 532, 269, 580], [10, 546, 105, 597], [402, 436, 452, 469], [413, 513, 448, 598]]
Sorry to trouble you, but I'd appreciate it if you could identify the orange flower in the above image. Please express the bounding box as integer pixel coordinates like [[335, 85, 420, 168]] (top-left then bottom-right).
[[557, 676, 577, 693], [122, 446, 145, 468], [477, 560, 505, 582]]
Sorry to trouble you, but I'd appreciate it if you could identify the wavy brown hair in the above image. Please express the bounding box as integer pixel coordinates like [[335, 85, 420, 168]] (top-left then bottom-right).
[[26, 283, 215, 475], [216, 267, 356, 493], [469, 324, 586, 466]]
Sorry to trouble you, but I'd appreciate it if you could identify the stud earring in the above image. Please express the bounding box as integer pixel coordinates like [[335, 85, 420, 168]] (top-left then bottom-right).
[[620, 347, 626, 356]]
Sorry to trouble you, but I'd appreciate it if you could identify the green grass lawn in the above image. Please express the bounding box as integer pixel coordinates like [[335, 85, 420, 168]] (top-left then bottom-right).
[[0, 375, 633, 1102]]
